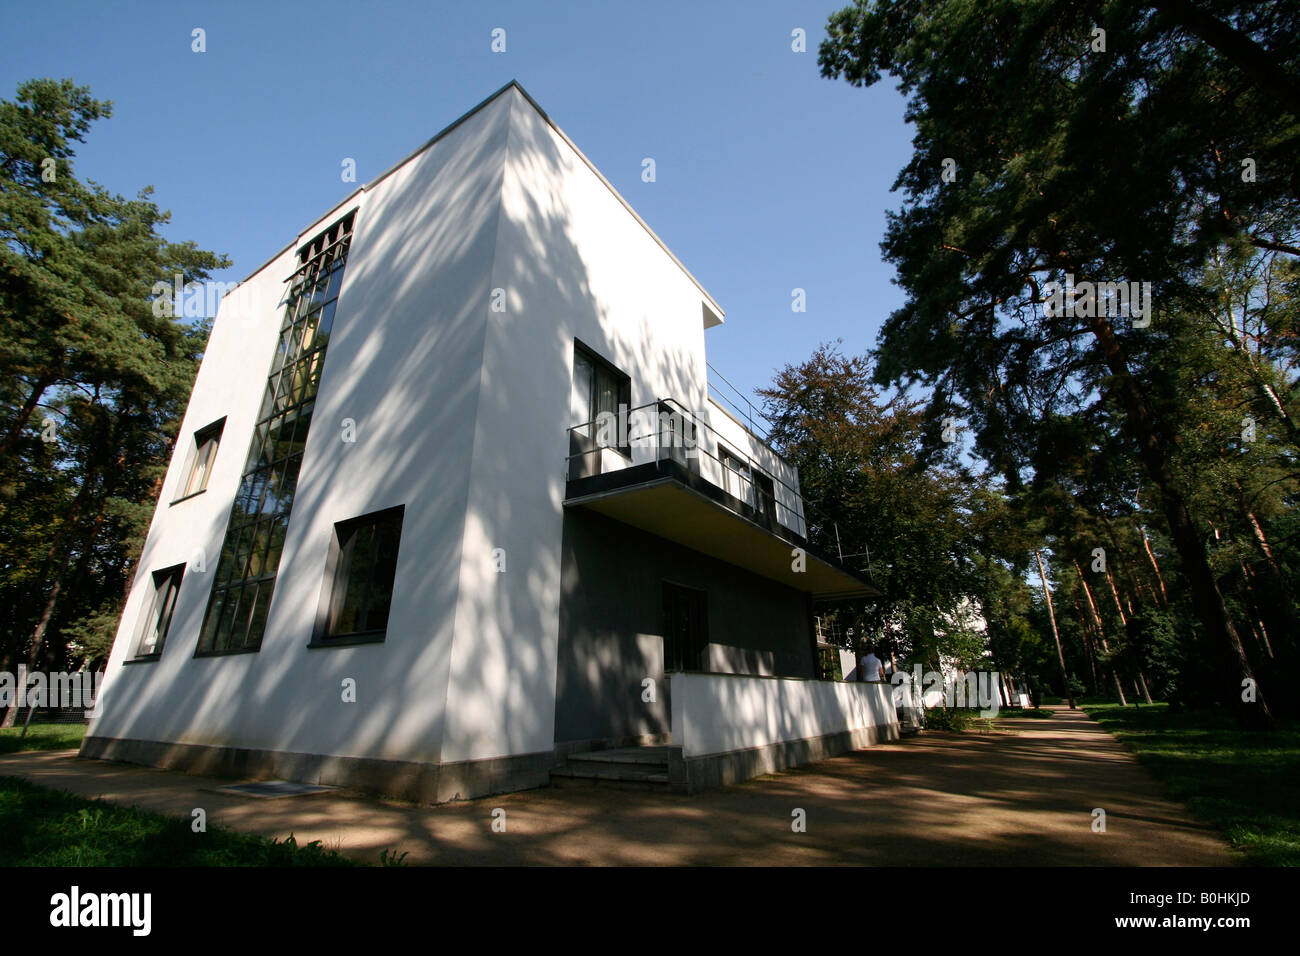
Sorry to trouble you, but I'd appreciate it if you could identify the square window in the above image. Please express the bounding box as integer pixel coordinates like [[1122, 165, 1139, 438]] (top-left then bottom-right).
[[176, 419, 225, 501], [134, 565, 185, 658], [313, 505, 405, 645]]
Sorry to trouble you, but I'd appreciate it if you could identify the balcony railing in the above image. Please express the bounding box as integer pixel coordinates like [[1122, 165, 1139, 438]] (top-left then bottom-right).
[[706, 362, 772, 441], [564, 398, 807, 537]]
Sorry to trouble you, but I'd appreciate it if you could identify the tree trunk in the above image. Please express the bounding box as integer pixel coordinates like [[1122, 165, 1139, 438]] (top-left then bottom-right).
[[1137, 670, 1155, 704], [1036, 550, 1075, 708], [1238, 500, 1300, 665], [1072, 599, 1101, 696], [1151, 0, 1300, 118], [1237, 559, 1275, 659], [1085, 311, 1271, 728], [1138, 523, 1169, 607], [1104, 567, 1129, 627], [1074, 560, 1127, 705], [0, 466, 98, 727], [0, 373, 54, 465]]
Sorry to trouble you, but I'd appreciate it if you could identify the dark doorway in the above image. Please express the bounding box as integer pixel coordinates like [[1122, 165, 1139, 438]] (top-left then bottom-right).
[[662, 582, 708, 672]]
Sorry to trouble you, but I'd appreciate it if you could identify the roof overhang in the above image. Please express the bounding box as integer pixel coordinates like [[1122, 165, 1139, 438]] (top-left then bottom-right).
[[564, 461, 881, 601]]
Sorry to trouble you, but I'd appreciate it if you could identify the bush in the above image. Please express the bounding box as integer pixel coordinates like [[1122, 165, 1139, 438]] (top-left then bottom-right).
[[923, 707, 977, 732]]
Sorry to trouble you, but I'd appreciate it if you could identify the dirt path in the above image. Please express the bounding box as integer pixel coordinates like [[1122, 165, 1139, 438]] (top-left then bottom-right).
[[0, 706, 1237, 865]]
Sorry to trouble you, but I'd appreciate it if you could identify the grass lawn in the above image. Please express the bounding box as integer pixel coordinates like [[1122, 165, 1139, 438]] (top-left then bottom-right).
[[0, 723, 87, 755], [1084, 702, 1300, 866], [0, 776, 359, 866]]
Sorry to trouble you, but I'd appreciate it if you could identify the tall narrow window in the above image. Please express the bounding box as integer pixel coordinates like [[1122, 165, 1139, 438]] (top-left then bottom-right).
[[197, 211, 355, 654], [313, 505, 405, 644], [135, 565, 185, 659], [176, 418, 225, 501], [753, 471, 777, 528], [571, 341, 631, 455]]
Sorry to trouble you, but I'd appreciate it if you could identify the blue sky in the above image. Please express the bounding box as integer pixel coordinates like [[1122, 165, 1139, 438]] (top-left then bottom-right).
[[0, 0, 912, 413]]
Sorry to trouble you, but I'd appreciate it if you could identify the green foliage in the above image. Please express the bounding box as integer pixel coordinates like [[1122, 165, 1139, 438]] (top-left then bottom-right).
[[922, 707, 977, 732], [61, 602, 124, 663], [760, 342, 1038, 671], [818, 1, 1300, 722], [0, 77, 229, 679], [0, 776, 356, 866]]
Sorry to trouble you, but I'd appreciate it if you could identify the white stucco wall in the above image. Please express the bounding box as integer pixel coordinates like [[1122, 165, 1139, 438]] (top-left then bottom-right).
[[92, 93, 515, 765], [93, 83, 808, 771], [441, 87, 730, 763], [670, 672, 898, 758]]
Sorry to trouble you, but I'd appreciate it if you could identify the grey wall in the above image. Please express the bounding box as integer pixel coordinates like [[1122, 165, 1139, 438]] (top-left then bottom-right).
[[555, 508, 814, 745]]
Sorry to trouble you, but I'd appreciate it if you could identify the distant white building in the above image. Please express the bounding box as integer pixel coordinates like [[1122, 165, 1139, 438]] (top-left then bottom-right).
[[85, 83, 893, 802]]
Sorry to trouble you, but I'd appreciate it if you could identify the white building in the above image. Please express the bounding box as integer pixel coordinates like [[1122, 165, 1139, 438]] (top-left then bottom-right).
[[85, 82, 895, 802]]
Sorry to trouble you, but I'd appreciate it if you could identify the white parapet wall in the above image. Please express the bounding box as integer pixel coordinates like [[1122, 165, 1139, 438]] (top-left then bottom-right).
[[667, 672, 899, 791], [838, 649, 859, 681]]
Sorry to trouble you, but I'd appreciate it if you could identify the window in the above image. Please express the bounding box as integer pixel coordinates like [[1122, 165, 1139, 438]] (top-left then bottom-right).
[[313, 505, 405, 645], [571, 341, 631, 457], [719, 447, 754, 507], [197, 211, 355, 655], [134, 565, 184, 659], [176, 418, 225, 501]]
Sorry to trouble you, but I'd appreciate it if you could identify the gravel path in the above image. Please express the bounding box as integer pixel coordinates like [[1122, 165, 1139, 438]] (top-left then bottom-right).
[[0, 705, 1237, 865]]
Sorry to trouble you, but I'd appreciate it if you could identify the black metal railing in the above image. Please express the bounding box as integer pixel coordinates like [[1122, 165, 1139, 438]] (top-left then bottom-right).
[[564, 397, 806, 535], [706, 362, 773, 441]]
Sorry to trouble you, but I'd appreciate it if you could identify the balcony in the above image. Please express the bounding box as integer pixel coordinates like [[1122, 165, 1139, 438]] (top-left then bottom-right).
[[563, 398, 879, 601]]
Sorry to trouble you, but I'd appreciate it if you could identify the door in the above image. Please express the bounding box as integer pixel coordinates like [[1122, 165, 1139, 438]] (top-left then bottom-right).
[[662, 582, 708, 672]]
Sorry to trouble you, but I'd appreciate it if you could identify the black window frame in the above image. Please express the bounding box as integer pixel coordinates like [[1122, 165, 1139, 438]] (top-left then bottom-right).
[[572, 339, 632, 458], [173, 417, 226, 504], [310, 504, 405, 648], [131, 564, 185, 661], [196, 210, 356, 657]]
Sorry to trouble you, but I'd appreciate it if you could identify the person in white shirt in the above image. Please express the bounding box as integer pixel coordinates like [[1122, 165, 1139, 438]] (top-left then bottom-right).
[[860, 646, 886, 682]]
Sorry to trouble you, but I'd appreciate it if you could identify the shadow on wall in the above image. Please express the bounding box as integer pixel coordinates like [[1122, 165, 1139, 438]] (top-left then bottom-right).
[[97, 95, 517, 765], [447, 88, 714, 760], [676, 674, 897, 757], [96, 84, 774, 773]]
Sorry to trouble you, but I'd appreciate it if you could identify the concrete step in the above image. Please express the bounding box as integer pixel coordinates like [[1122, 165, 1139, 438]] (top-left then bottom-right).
[[565, 746, 671, 766], [550, 746, 672, 790], [550, 766, 670, 786]]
